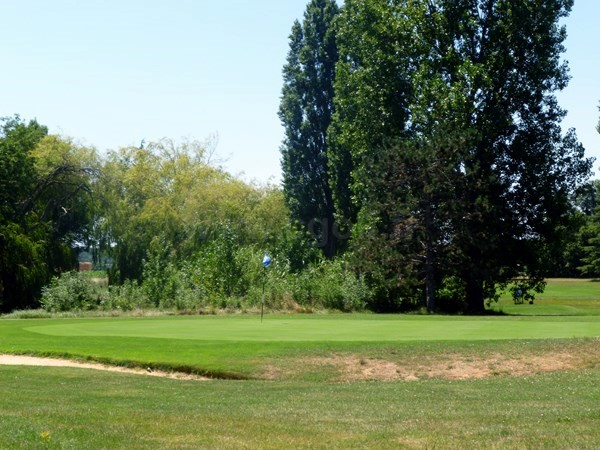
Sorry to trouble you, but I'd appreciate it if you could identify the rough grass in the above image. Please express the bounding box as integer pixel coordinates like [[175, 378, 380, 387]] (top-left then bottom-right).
[[0, 365, 598, 449], [262, 338, 600, 382]]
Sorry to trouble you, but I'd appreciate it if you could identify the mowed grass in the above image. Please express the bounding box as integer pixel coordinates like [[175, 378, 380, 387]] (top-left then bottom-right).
[[0, 278, 599, 448], [1, 365, 599, 449], [495, 278, 600, 315]]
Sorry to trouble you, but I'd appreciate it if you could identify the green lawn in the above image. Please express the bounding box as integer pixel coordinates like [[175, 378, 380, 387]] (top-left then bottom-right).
[[1, 366, 599, 449], [495, 278, 600, 315], [1, 314, 599, 379], [1, 278, 599, 448]]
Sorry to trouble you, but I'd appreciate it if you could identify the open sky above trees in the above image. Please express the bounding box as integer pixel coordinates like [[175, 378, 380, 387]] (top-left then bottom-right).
[[0, 0, 598, 183]]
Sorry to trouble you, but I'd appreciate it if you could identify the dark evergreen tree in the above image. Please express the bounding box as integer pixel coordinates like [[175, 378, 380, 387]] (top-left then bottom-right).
[[279, 0, 340, 258]]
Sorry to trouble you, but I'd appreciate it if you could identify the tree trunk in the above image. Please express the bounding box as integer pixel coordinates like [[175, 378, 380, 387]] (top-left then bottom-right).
[[424, 201, 436, 312], [322, 157, 338, 259], [425, 266, 436, 312], [465, 276, 486, 315]]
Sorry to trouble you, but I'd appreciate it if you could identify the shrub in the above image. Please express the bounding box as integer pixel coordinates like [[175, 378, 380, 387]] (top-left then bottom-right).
[[102, 280, 150, 311], [436, 276, 467, 314], [40, 271, 105, 312], [142, 235, 179, 308]]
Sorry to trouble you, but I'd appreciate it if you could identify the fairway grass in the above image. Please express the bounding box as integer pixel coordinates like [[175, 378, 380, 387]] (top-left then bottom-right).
[[495, 278, 600, 315], [1, 279, 599, 448], [1, 365, 599, 449]]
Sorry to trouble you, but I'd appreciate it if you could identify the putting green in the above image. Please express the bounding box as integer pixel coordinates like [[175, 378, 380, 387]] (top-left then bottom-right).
[[25, 315, 600, 342]]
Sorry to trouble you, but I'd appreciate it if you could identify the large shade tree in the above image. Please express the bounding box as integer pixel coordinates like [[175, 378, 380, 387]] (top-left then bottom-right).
[[332, 0, 592, 313]]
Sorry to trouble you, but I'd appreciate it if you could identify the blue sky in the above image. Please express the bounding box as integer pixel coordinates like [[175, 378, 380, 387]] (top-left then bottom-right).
[[1, 0, 599, 183]]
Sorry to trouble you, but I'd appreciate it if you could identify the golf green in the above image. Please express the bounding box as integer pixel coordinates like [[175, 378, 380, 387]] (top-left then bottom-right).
[[24, 315, 600, 342]]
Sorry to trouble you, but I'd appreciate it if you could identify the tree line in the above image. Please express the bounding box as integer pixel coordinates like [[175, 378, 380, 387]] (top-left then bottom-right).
[[0, 117, 370, 313], [1, 0, 598, 314], [279, 0, 595, 313]]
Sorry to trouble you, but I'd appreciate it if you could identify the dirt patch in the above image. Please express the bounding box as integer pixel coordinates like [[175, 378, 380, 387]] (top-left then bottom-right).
[[0, 355, 209, 381], [265, 347, 597, 382]]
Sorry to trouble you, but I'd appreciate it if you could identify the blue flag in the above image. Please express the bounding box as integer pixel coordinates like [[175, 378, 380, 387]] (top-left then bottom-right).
[[262, 254, 271, 268]]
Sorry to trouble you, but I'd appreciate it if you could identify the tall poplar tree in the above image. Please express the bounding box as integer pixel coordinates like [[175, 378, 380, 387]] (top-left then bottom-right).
[[279, 0, 339, 258]]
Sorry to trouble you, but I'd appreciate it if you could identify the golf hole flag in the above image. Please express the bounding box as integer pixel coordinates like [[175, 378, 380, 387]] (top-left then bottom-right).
[[261, 254, 271, 322], [262, 254, 272, 268]]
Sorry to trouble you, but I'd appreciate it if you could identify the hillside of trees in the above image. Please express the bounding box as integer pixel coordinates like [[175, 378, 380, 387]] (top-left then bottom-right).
[[1, 0, 598, 314]]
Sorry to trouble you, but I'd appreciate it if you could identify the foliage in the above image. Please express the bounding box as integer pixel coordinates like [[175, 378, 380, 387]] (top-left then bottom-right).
[[102, 280, 150, 311], [296, 258, 370, 311], [141, 235, 179, 308], [33, 222, 369, 314], [279, 0, 340, 257], [0, 116, 97, 311], [40, 271, 106, 312], [331, 0, 592, 313], [99, 139, 289, 285], [329, 0, 413, 224], [271, 223, 322, 272]]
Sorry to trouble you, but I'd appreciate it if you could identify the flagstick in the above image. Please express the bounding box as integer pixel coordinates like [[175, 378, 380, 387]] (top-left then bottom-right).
[[261, 266, 265, 323], [260, 254, 271, 323]]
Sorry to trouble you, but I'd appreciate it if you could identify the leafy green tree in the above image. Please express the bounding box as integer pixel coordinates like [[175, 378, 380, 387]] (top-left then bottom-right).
[[0, 117, 47, 310], [279, 0, 340, 258], [0, 117, 97, 311], [329, 0, 414, 224], [0, 116, 47, 221], [97, 138, 289, 284], [333, 0, 592, 313]]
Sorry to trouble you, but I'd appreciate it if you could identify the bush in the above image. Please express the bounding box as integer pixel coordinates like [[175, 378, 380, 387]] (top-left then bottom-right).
[[280, 259, 369, 311], [102, 280, 150, 311], [40, 271, 105, 312], [436, 276, 467, 314], [312, 259, 370, 311]]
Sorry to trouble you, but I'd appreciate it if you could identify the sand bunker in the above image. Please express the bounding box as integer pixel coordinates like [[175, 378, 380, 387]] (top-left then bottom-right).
[[0, 354, 209, 381]]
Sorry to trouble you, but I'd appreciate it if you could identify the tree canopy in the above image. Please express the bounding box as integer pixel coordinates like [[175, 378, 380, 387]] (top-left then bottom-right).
[[290, 0, 593, 312], [0, 117, 97, 311], [279, 0, 340, 257], [0, 0, 595, 315]]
